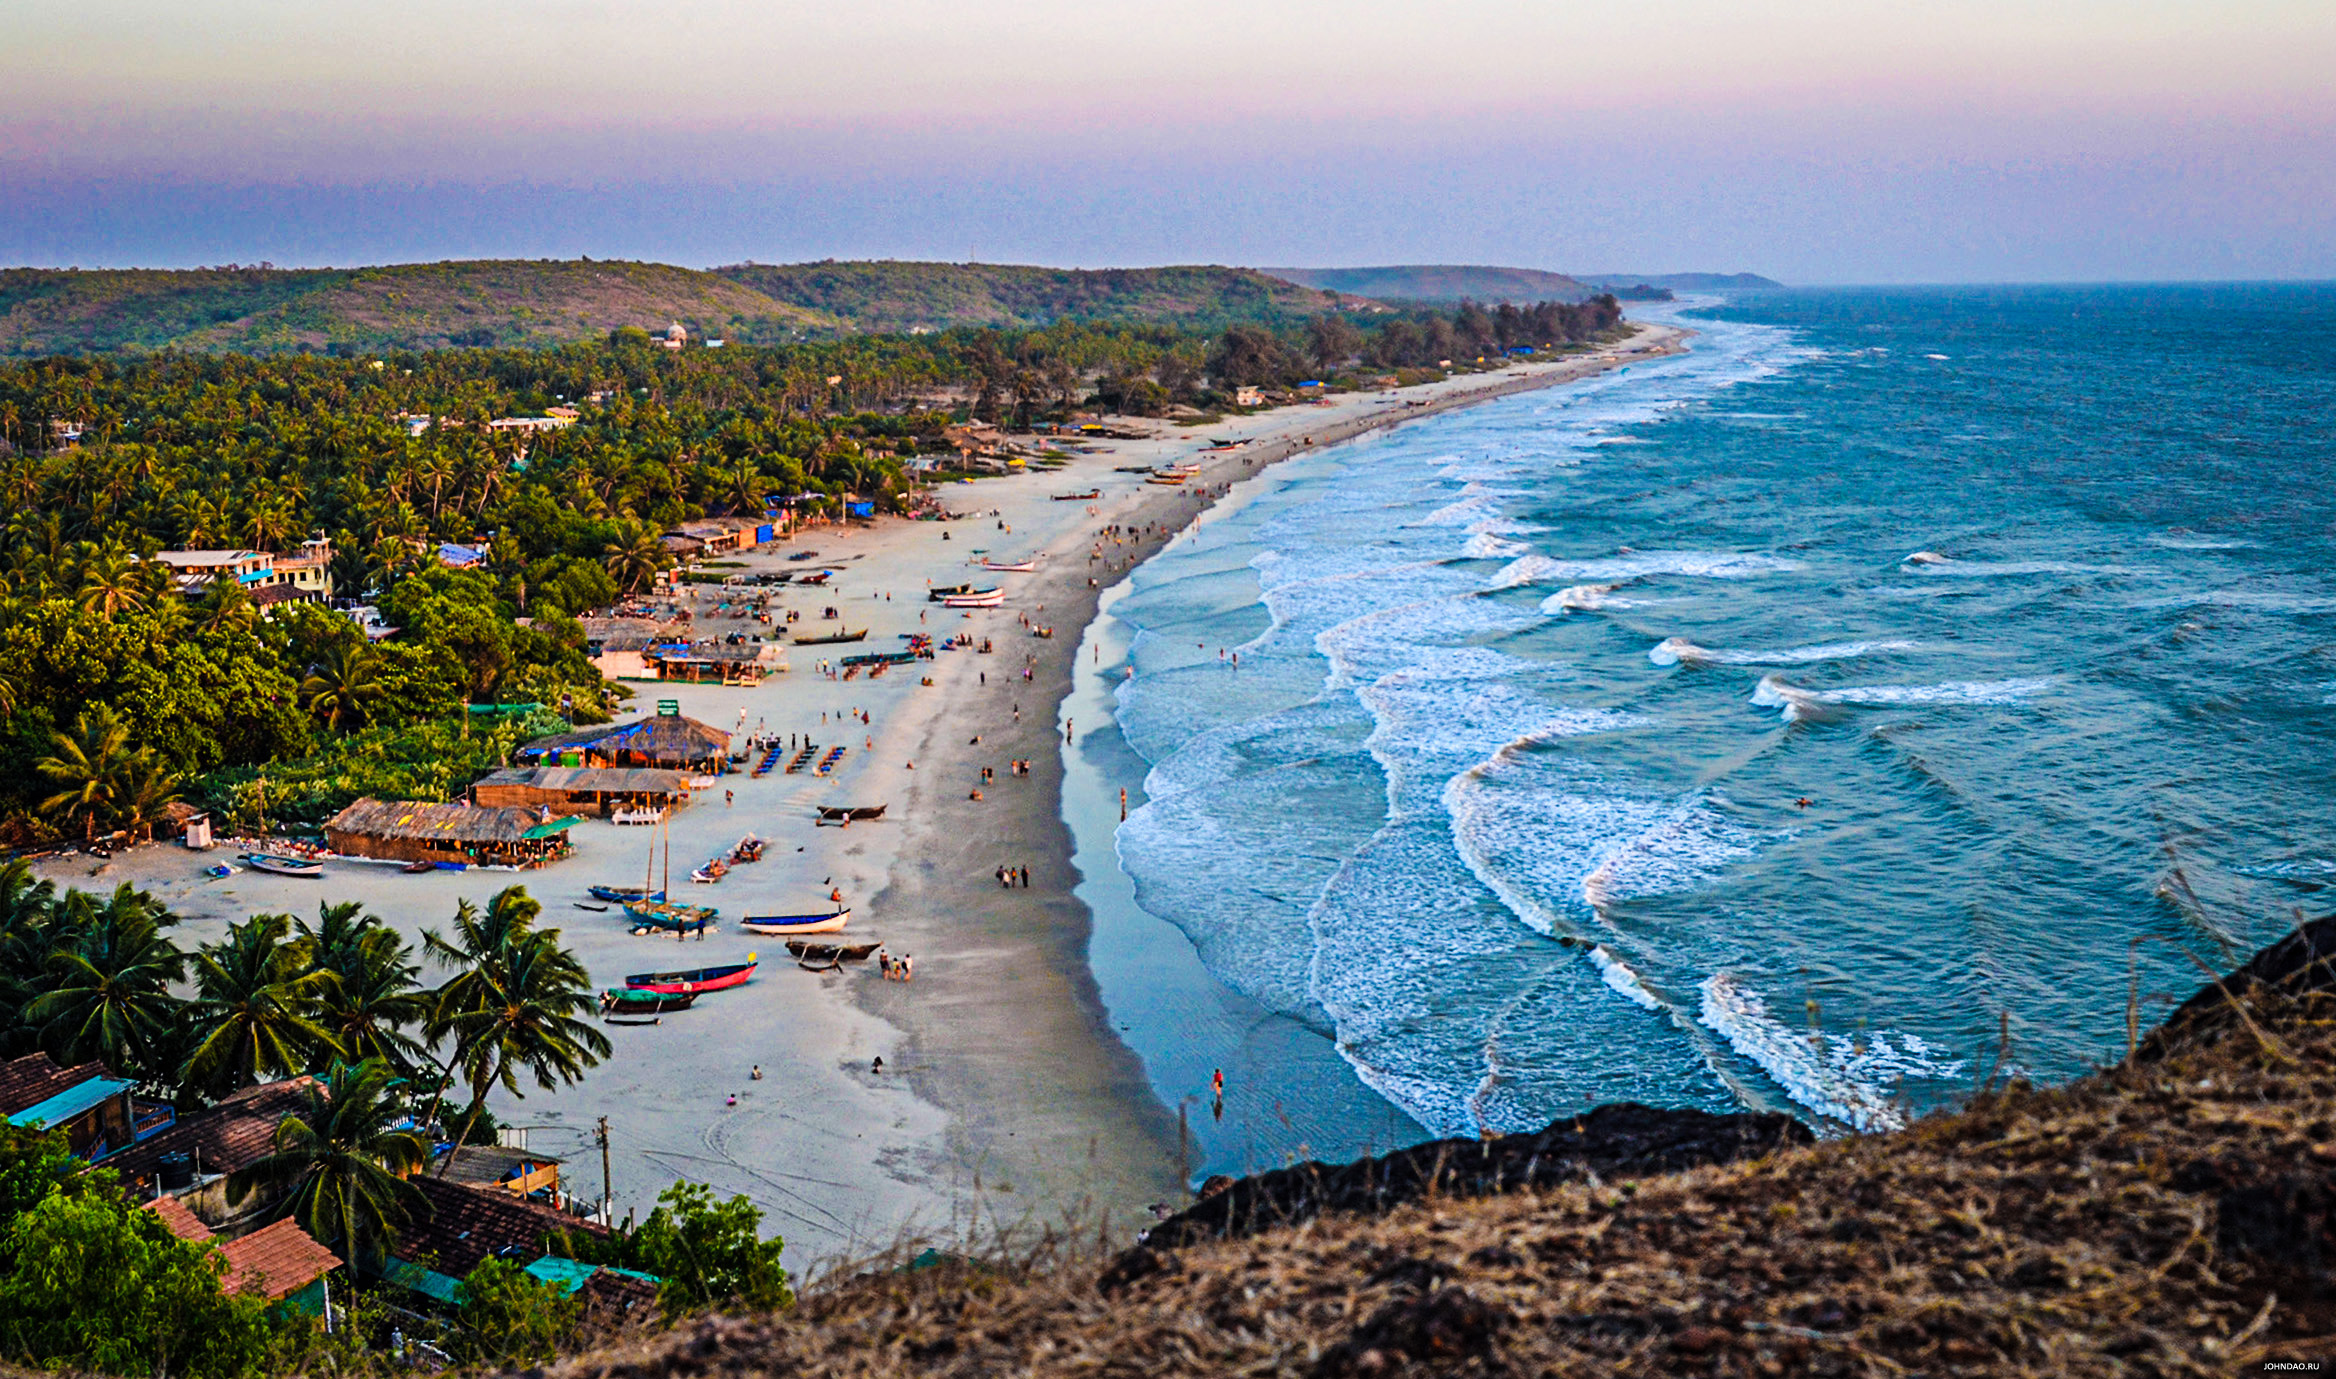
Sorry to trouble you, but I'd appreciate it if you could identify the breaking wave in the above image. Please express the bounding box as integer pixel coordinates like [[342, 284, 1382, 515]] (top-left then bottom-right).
[[1650, 636, 1917, 667], [1697, 975, 1965, 1132], [1752, 673, 2055, 720]]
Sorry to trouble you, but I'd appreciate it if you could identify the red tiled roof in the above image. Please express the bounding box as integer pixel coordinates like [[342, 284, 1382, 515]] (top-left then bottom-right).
[[105, 1079, 317, 1186], [146, 1195, 216, 1241], [400, 1174, 605, 1279], [0, 1054, 110, 1117], [578, 1267, 661, 1321], [221, 1218, 341, 1300]]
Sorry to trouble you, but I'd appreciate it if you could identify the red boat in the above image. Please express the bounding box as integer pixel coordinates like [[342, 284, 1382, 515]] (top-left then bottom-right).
[[623, 955, 758, 994]]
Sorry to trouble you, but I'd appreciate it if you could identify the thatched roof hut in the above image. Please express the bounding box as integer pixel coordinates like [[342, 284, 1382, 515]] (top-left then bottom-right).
[[325, 798, 577, 868], [470, 767, 692, 817], [518, 710, 733, 771]]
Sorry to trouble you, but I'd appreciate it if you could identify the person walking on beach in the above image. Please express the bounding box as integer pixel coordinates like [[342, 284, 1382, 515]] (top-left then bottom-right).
[[901, 954, 914, 983]]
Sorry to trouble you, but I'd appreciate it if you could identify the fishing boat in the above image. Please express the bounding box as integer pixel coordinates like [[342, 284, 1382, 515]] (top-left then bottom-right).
[[738, 909, 850, 936], [1146, 472, 1191, 486], [1053, 489, 1101, 500], [624, 898, 717, 927], [624, 956, 758, 994], [244, 853, 324, 878], [573, 902, 610, 912], [601, 987, 696, 1015], [815, 804, 887, 824], [841, 650, 916, 667], [1114, 464, 1154, 473], [590, 884, 663, 903], [792, 628, 868, 645], [795, 570, 833, 586], [980, 558, 1037, 572], [928, 583, 973, 601], [942, 590, 1004, 609], [401, 859, 436, 874], [784, 939, 880, 962]]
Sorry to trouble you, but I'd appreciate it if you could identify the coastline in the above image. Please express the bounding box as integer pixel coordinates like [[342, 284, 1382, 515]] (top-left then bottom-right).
[[27, 321, 1689, 1268]]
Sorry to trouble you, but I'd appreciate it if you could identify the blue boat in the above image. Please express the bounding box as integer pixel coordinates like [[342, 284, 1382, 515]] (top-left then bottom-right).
[[591, 885, 664, 903]]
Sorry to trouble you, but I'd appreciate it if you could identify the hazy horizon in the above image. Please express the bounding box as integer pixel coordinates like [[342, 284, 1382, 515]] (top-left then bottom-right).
[[5, 0, 2332, 282]]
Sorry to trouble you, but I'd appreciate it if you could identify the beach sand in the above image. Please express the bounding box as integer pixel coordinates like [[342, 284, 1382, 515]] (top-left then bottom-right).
[[35, 323, 1685, 1273]]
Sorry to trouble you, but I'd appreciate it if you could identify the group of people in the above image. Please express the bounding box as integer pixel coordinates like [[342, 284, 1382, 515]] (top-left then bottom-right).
[[995, 864, 1030, 889], [874, 946, 915, 982]]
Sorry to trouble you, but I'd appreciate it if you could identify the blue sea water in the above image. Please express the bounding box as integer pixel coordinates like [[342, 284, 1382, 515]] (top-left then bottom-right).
[[1069, 284, 2336, 1172]]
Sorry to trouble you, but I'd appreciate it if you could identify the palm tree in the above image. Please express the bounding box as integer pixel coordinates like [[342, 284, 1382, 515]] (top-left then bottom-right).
[[24, 886, 186, 1078], [0, 861, 60, 1056], [230, 1059, 430, 1273], [76, 546, 152, 619], [602, 524, 666, 593], [35, 706, 136, 842], [300, 643, 384, 732], [298, 904, 431, 1077], [423, 888, 607, 1172], [180, 913, 340, 1097], [113, 750, 183, 843]]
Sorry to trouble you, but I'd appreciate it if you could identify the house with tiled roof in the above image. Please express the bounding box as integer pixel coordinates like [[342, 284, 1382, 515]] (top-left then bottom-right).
[[384, 1174, 618, 1304], [144, 1200, 340, 1315], [107, 1078, 316, 1229], [0, 1053, 175, 1163]]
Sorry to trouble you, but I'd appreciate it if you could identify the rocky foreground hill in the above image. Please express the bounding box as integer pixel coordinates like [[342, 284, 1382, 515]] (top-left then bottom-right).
[[533, 914, 2336, 1377]]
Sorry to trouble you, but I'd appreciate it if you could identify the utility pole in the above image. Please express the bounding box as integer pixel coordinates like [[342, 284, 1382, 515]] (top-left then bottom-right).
[[595, 1116, 612, 1226]]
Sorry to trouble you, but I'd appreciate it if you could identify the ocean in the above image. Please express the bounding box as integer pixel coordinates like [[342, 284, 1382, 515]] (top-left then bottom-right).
[[1063, 284, 2336, 1178]]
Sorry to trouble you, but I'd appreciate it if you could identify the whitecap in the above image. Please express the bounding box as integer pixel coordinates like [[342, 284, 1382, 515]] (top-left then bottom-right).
[[1751, 673, 2054, 720], [1651, 637, 1916, 667], [1461, 532, 1533, 560], [1589, 945, 1662, 1010], [1904, 556, 2136, 578], [1541, 582, 1632, 614], [1500, 550, 1804, 587], [1697, 974, 1965, 1132]]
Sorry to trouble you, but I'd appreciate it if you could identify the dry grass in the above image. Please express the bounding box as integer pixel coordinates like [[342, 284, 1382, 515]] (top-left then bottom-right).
[[531, 925, 2336, 1378]]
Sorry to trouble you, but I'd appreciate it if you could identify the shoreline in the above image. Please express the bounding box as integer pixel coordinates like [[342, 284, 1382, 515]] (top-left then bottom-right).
[[26, 322, 1690, 1266]]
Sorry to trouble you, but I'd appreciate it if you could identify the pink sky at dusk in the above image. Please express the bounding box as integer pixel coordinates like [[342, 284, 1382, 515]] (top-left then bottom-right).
[[4, 0, 2331, 279]]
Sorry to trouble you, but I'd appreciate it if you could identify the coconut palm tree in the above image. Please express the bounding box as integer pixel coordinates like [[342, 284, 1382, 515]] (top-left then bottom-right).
[[0, 861, 60, 1057], [34, 706, 136, 842], [180, 913, 340, 1097], [75, 545, 152, 619], [602, 523, 665, 593], [112, 749, 183, 843], [300, 643, 384, 733], [230, 1058, 430, 1273], [24, 886, 186, 1078], [298, 904, 431, 1077], [423, 888, 606, 1172]]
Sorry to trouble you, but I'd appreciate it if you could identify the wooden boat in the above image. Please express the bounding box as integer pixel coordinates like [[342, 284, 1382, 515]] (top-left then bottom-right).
[[928, 583, 973, 601], [792, 628, 868, 645], [623, 898, 717, 926], [784, 939, 880, 962], [980, 558, 1037, 572], [601, 987, 696, 1015], [591, 884, 663, 903], [1114, 464, 1155, 473], [401, 859, 436, 874], [1053, 489, 1101, 500], [942, 590, 1004, 609], [815, 804, 887, 824], [1146, 473, 1191, 486], [738, 909, 850, 936], [795, 570, 833, 585], [573, 902, 610, 912], [245, 853, 324, 878], [841, 650, 916, 667], [625, 956, 758, 994]]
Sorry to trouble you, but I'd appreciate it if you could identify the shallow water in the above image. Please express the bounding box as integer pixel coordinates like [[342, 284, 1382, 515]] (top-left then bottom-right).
[[1075, 284, 2336, 1168]]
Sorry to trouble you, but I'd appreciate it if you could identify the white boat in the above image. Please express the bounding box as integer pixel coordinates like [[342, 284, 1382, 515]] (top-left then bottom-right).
[[943, 590, 1005, 608], [738, 909, 852, 935], [980, 558, 1037, 572]]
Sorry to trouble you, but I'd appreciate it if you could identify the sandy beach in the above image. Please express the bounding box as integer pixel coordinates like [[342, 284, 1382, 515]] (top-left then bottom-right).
[[34, 322, 1684, 1272]]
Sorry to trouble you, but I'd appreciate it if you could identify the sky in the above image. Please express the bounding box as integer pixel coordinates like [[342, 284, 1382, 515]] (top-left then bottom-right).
[[4, 0, 2333, 281]]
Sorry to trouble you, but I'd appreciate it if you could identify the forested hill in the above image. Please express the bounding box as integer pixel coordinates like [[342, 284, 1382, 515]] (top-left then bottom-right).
[[1262, 263, 1598, 304], [0, 259, 1358, 357], [0, 260, 842, 357], [706, 261, 1351, 333]]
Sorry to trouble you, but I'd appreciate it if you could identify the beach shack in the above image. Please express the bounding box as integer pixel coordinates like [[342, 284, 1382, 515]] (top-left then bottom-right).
[[517, 704, 733, 773], [324, 798, 579, 868], [647, 641, 777, 685], [469, 766, 691, 819], [0, 1053, 176, 1163]]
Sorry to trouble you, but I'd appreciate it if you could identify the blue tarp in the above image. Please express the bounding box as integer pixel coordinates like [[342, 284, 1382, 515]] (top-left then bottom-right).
[[755, 524, 775, 542], [845, 502, 874, 518], [524, 1257, 663, 1296]]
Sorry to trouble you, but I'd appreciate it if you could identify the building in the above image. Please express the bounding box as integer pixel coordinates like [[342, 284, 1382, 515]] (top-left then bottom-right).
[[647, 641, 779, 686], [437, 542, 489, 568], [151, 536, 334, 603], [440, 1141, 564, 1199], [662, 322, 688, 350], [0, 1053, 176, 1163], [469, 766, 692, 818], [107, 1079, 317, 1226], [385, 1176, 639, 1306], [145, 1203, 341, 1316], [518, 704, 734, 772], [1232, 386, 1265, 408], [667, 518, 761, 554], [324, 798, 579, 868]]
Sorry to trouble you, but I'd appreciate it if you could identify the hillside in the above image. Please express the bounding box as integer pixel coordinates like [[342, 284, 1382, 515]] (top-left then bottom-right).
[[537, 915, 2336, 1377], [708, 261, 1352, 333], [0, 260, 839, 357], [1262, 263, 1597, 304], [0, 260, 1363, 356]]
